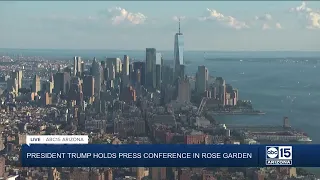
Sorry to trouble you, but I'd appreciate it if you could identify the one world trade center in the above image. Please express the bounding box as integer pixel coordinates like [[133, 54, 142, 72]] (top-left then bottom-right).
[[174, 19, 184, 81]]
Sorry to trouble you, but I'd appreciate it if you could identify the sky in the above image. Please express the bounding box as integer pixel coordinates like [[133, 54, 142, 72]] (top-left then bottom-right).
[[1, 1, 320, 51]]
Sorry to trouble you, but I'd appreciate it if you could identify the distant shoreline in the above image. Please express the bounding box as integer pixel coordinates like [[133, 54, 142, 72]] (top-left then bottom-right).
[[211, 111, 266, 115], [1, 48, 320, 53]]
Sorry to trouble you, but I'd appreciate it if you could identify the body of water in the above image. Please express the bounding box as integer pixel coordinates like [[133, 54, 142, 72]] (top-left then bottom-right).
[[198, 59, 320, 143]]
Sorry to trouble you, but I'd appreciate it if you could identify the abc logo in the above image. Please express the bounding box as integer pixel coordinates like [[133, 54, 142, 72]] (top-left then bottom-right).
[[267, 147, 278, 158], [266, 146, 292, 165]]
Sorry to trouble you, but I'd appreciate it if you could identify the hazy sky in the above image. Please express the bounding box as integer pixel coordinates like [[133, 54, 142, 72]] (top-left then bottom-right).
[[1, 1, 320, 51]]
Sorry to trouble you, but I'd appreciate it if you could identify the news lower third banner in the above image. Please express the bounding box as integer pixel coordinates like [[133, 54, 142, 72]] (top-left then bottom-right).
[[21, 144, 320, 167]]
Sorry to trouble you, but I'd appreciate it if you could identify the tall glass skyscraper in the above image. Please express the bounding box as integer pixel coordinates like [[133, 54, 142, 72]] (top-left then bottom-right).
[[91, 57, 102, 97], [146, 48, 157, 89], [174, 19, 184, 80]]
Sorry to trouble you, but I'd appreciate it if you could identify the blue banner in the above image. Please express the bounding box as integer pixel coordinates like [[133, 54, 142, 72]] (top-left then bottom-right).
[[20, 144, 320, 167]]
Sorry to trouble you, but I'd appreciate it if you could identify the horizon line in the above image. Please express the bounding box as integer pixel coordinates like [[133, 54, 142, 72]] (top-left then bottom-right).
[[0, 48, 320, 52]]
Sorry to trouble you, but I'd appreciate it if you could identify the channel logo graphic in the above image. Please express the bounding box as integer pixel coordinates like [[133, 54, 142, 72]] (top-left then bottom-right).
[[266, 146, 292, 166]]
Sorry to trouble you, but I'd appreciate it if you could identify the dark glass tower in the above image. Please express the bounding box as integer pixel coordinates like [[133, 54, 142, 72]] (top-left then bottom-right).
[[174, 18, 184, 80]]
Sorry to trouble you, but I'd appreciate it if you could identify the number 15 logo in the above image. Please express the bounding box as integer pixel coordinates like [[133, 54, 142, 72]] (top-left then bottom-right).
[[278, 146, 292, 160]]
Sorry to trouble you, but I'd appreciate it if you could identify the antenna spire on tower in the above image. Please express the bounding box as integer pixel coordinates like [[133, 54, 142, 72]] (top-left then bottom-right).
[[178, 18, 181, 34]]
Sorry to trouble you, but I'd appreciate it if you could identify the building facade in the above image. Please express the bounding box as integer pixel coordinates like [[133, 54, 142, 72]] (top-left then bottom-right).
[[146, 48, 157, 89], [196, 65, 208, 94]]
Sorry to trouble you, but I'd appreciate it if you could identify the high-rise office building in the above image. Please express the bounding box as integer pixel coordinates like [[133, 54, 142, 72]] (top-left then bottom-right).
[[73, 56, 77, 76], [49, 73, 54, 83], [42, 92, 52, 106], [68, 77, 81, 101], [162, 65, 174, 86], [214, 77, 226, 105], [106, 58, 122, 74], [179, 64, 185, 79], [133, 62, 146, 85], [101, 61, 106, 69], [73, 56, 82, 76], [107, 64, 116, 80], [122, 55, 130, 87], [81, 61, 85, 75], [177, 77, 191, 103], [196, 65, 208, 94], [155, 53, 162, 89], [135, 69, 141, 84], [43, 80, 54, 94], [54, 72, 71, 95], [104, 68, 109, 81], [42, 74, 54, 94], [129, 63, 134, 82], [146, 48, 156, 89], [32, 75, 41, 93], [224, 84, 238, 106], [11, 70, 22, 90], [174, 19, 184, 80], [123, 55, 129, 76], [64, 67, 72, 77], [156, 53, 162, 65], [7, 78, 18, 94], [92, 58, 102, 97], [83, 75, 95, 98], [156, 65, 161, 90]]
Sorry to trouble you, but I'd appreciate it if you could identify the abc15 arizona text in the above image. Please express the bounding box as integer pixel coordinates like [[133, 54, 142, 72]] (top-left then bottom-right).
[[266, 146, 292, 166]]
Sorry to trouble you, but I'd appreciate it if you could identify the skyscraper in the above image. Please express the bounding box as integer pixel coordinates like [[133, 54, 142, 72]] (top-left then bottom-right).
[[73, 56, 82, 76], [155, 53, 163, 89], [108, 64, 116, 80], [7, 78, 18, 95], [101, 61, 106, 69], [81, 61, 85, 75], [73, 56, 77, 76], [106, 58, 122, 74], [32, 75, 41, 93], [133, 62, 146, 85], [162, 65, 174, 86], [177, 77, 191, 103], [179, 64, 185, 79], [54, 72, 71, 95], [83, 75, 95, 98], [156, 65, 161, 90], [11, 70, 22, 90], [91, 58, 102, 97], [123, 55, 129, 76], [69, 77, 81, 101], [174, 19, 184, 80], [122, 55, 130, 87], [43, 80, 54, 94], [196, 65, 208, 94], [215, 77, 226, 105], [146, 48, 156, 89]]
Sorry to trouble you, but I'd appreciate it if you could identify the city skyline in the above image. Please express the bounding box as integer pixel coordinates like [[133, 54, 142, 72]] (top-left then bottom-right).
[[1, 1, 320, 51], [0, 2, 319, 177]]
